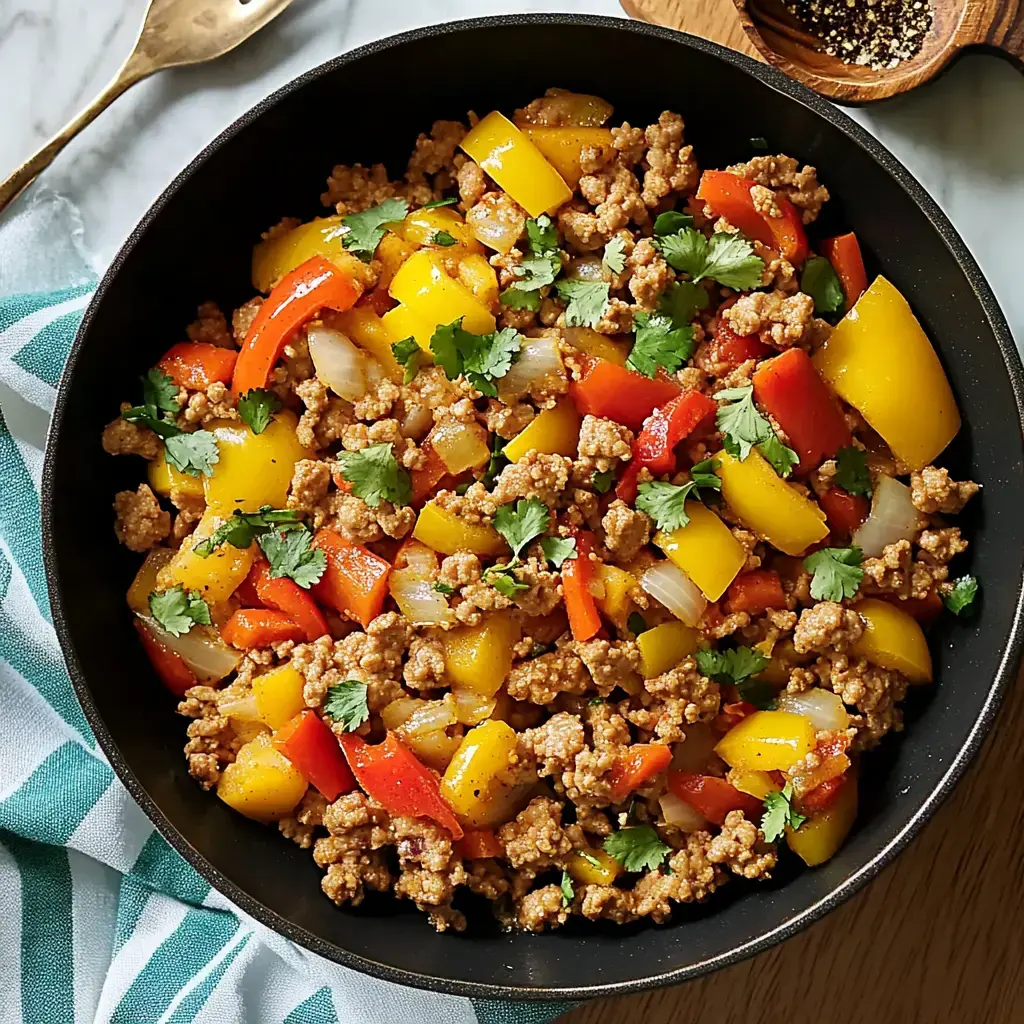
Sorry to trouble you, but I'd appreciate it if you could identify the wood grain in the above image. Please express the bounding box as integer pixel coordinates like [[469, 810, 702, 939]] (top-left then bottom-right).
[[619, 0, 763, 61], [559, 662, 1024, 1024]]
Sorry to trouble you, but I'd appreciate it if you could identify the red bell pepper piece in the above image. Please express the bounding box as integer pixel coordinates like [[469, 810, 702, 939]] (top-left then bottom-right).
[[339, 732, 464, 838], [312, 529, 390, 629], [608, 744, 673, 803], [158, 342, 238, 391], [232, 255, 361, 394], [409, 443, 449, 506], [819, 486, 870, 535], [134, 619, 197, 697], [714, 700, 757, 733], [711, 322, 771, 371], [820, 233, 868, 309], [668, 771, 764, 825], [633, 390, 718, 475], [696, 170, 808, 264], [221, 609, 305, 650], [458, 829, 504, 860], [726, 569, 786, 615], [562, 532, 602, 642], [355, 286, 396, 318], [752, 348, 852, 473], [249, 559, 329, 643], [615, 460, 643, 504], [233, 567, 264, 608], [274, 710, 356, 801], [799, 773, 848, 814], [880, 590, 944, 625], [568, 356, 680, 431]]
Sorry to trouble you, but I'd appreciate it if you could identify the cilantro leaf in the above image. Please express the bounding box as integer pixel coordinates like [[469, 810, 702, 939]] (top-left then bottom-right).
[[736, 677, 778, 710], [603, 825, 671, 873], [391, 336, 424, 385], [758, 432, 800, 478], [591, 470, 615, 494], [431, 230, 458, 247], [481, 434, 509, 489], [656, 228, 764, 290], [499, 287, 540, 311], [636, 480, 696, 532], [322, 681, 370, 732], [121, 407, 183, 439], [602, 235, 627, 274], [429, 318, 521, 397], [341, 197, 409, 262], [258, 528, 327, 589], [432, 580, 455, 596], [695, 646, 770, 684], [164, 430, 219, 478], [560, 870, 574, 907], [653, 211, 694, 236], [716, 385, 797, 477], [483, 564, 529, 599], [761, 782, 806, 843], [193, 506, 303, 557], [526, 214, 559, 253], [493, 498, 550, 559], [336, 443, 411, 508], [689, 458, 722, 494], [511, 254, 561, 292], [801, 255, 845, 315], [501, 218, 562, 305], [142, 369, 180, 416], [148, 586, 211, 637], [803, 546, 864, 601], [627, 612, 649, 636], [834, 446, 872, 498], [555, 279, 610, 329], [237, 388, 282, 435], [421, 197, 458, 210], [943, 575, 978, 616], [627, 311, 695, 378], [578, 850, 602, 868], [658, 280, 709, 328], [540, 536, 577, 569]]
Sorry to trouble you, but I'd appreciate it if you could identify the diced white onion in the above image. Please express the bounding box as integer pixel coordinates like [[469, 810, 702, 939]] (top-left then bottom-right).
[[397, 540, 439, 576], [402, 696, 458, 737], [499, 336, 565, 401], [389, 568, 455, 626], [669, 724, 718, 773], [137, 615, 240, 683], [430, 420, 490, 474], [381, 697, 423, 731], [640, 561, 707, 627], [218, 693, 262, 722], [466, 197, 525, 254], [397, 399, 433, 440], [852, 476, 920, 558], [776, 688, 849, 732], [307, 324, 367, 401], [568, 257, 605, 282], [659, 792, 708, 832], [453, 688, 496, 726]]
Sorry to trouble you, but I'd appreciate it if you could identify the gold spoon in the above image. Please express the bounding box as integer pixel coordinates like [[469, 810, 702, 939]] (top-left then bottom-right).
[[0, 0, 295, 215]]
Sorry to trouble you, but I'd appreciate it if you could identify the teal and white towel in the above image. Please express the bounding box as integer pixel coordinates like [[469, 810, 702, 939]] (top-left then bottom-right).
[[0, 192, 569, 1024]]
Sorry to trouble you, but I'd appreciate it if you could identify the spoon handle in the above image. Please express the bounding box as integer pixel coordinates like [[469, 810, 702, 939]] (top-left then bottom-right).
[[984, 1, 1024, 65]]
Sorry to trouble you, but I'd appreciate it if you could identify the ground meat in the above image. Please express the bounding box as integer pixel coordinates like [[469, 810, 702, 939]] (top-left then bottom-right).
[[752, 240, 799, 293], [821, 652, 909, 750], [515, 885, 569, 932], [640, 111, 699, 207], [520, 712, 586, 778], [179, 382, 238, 426], [403, 637, 447, 690], [316, 491, 414, 544], [113, 484, 170, 552], [322, 162, 397, 214], [560, 159, 648, 251], [232, 297, 263, 343], [340, 419, 423, 468], [574, 639, 642, 696], [433, 484, 497, 526], [294, 378, 353, 450], [917, 527, 968, 566], [287, 459, 332, 515], [353, 379, 401, 422], [177, 684, 246, 789], [438, 551, 483, 588], [514, 89, 612, 127], [506, 647, 592, 704], [391, 815, 466, 929], [861, 540, 946, 601], [909, 465, 980, 514], [731, 527, 763, 572], [642, 658, 720, 721], [498, 797, 574, 874], [601, 499, 652, 564], [706, 810, 777, 879], [186, 301, 234, 348], [793, 601, 864, 654], [406, 119, 466, 188], [457, 160, 488, 208], [466, 192, 527, 256], [278, 789, 328, 849], [749, 184, 783, 219], [595, 297, 634, 335], [576, 415, 633, 474], [626, 238, 673, 310], [724, 155, 829, 223], [491, 451, 572, 508], [102, 412, 161, 460], [483, 399, 535, 439], [723, 289, 816, 349]]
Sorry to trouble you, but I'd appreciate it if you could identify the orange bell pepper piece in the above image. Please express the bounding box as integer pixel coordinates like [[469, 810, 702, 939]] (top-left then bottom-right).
[[248, 558, 329, 643], [668, 770, 764, 825], [232, 255, 361, 393], [710, 321, 771, 372], [607, 743, 672, 803], [274, 709, 356, 802], [409, 443, 449, 506], [568, 356, 681, 431], [820, 232, 868, 309], [134, 619, 197, 697], [633, 389, 718, 475], [562, 532, 602, 642], [312, 529, 390, 628], [158, 342, 238, 390], [819, 486, 870, 536], [459, 829, 505, 860], [221, 608, 306, 649], [726, 569, 787, 615]]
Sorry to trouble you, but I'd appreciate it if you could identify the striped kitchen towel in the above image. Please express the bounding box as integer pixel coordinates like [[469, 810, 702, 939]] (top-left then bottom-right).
[[0, 198, 570, 1024]]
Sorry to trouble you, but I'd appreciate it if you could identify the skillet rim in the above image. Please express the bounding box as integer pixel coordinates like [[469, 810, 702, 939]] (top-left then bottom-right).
[[41, 13, 1024, 1001]]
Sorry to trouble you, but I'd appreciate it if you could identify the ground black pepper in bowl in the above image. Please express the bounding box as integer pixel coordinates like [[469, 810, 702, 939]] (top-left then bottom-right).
[[784, 0, 934, 69]]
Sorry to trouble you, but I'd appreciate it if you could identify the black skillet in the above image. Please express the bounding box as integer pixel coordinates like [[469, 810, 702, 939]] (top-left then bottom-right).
[[42, 14, 1024, 1002]]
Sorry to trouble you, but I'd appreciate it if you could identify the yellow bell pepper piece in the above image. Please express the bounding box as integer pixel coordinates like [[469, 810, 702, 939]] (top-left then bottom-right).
[[395, 207, 481, 252], [157, 509, 256, 604], [440, 719, 520, 827], [503, 399, 581, 462], [216, 732, 307, 822], [251, 216, 366, 294], [148, 447, 205, 502], [376, 232, 417, 291], [389, 250, 495, 336], [126, 548, 175, 614], [252, 663, 307, 729], [521, 127, 614, 190], [460, 111, 573, 218], [566, 849, 622, 886], [562, 327, 630, 366], [728, 769, 781, 801], [593, 563, 639, 629], [456, 252, 500, 309], [637, 621, 700, 679], [852, 598, 932, 683], [714, 448, 828, 556], [381, 304, 435, 353], [331, 307, 404, 383], [203, 411, 312, 516], [756, 637, 803, 686], [653, 504, 746, 602], [787, 774, 858, 867], [443, 615, 521, 698], [813, 276, 960, 471], [714, 710, 816, 772], [412, 502, 507, 557]]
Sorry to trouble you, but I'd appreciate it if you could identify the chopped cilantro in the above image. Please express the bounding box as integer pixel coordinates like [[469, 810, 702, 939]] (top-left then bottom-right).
[[656, 228, 764, 290], [736, 678, 779, 710], [589, 696, 605, 706], [501, 215, 562, 307], [529, 641, 554, 658], [627, 311, 695, 379], [237, 388, 282, 435], [834, 446, 872, 498], [801, 255, 845, 315], [803, 546, 864, 602], [636, 472, 720, 533], [591, 469, 615, 494], [943, 575, 978, 616], [341, 197, 408, 262], [164, 430, 219, 478], [540, 535, 577, 569], [429, 318, 521, 397], [555, 279, 610, 329], [526, 214, 559, 253], [121, 407, 182, 438], [391, 336, 424, 385], [322, 681, 370, 732], [560, 870, 574, 907], [578, 850, 602, 868], [653, 210, 694, 236], [716, 385, 798, 478], [602, 235, 627, 273], [431, 229, 458, 247], [148, 586, 211, 637], [193, 506, 303, 557], [761, 782, 806, 843], [627, 612, 649, 636], [481, 433, 509, 489], [499, 287, 540, 311], [603, 825, 671, 873], [483, 564, 529, 599], [695, 646, 770, 685], [689, 458, 722, 493], [493, 498, 550, 559], [431, 580, 455, 596], [454, 480, 472, 496], [658, 280, 709, 328], [142, 368, 180, 416], [421, 197, 458, 210], [258, 527, 327, 589], [757, 433, 800, 479], [335, 443, 411, 508]]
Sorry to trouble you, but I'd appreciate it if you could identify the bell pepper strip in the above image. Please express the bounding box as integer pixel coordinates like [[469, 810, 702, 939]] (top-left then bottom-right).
[[249, 559, 329, 643], [798, 774, 847, 815], [458, 829, 505, 860], [134, 619, 198, 697], [233, 567, 264, 608], [232, 255, 361, 394], [851, 598, 932, 683], [520, 126, 614, 190], [502, 399, 581, 463], [615, 460, 643, 504], [820, 232, 868, 309], [668, 771, 765, 825], [312, 530, 390, 629], [752, 348, 852, 473], [633, 390, 718, 475], [562, 532, 602, 642], [714, 709, 816, 772], [880, 590, 943, 625], [813, 276, 960, 471], [412, 502, 507, 557], [388, 249, 496, 338], [607, 744, 672, 803], [409, 443, 449, 506], [568, 356, 681, 431], [726, 569, 786, 615], [710, 322, 771, 372], [330, 306, 404, 382], [696, 170, 808, 264], [158, 342, 237, 390], [637, 621, 700, 679], [221, 608, 306, 650], [340, 732, 464, 839], [787, 773, 858, 867], [819, 486, 870, 535], [273, 710, 356, 802]]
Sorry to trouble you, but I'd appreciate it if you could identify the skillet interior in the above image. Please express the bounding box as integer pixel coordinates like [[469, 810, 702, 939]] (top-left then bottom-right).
[[43, 15, 1024, 1000]]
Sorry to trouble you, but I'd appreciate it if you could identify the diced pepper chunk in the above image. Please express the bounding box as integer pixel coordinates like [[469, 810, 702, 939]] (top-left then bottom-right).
[[503, 399, 581, 462], [412, 502, 507, 557], [637, 621, 700, 679], [653, 504, 746, 602], [312, 530, 390, 629], [217, 732, 307, 822], [852, 598, 932, 683], [714, 710, 816, 772]]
